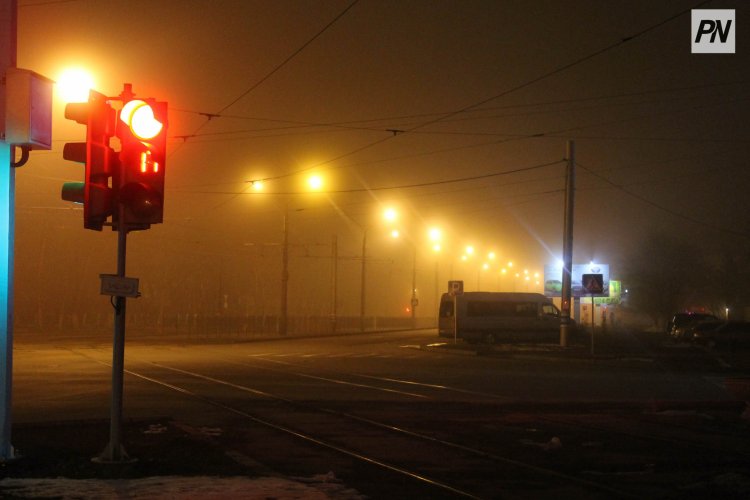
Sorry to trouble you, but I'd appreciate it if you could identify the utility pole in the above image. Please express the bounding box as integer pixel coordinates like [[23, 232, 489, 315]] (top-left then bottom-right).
[[560, 140, 575, 347], [410, 245, 417, 329], [360, 229, 366, 332], [330, 234, 337, 334], [279, 210, 289, 335], [0, 0, 17, 462]]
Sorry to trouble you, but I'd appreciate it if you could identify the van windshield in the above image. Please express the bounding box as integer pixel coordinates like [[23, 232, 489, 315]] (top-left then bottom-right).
[[542, 303, 559, 317]]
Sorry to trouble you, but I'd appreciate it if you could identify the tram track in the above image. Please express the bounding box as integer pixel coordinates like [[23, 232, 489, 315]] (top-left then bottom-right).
[[240, 351, 750, 462], [68, 346, 639, 499]]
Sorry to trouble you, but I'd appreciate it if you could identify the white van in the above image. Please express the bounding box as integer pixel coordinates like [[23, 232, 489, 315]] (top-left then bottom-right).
[[438, 292, 569, 344]]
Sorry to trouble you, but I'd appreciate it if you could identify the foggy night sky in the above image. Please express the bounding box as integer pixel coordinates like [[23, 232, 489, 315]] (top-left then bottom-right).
[[11, 0, 750, 323]]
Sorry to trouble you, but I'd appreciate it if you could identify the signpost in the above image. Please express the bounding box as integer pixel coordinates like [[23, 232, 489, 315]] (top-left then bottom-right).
[[448, 281, 463, 344], [582, 273, 604, 356]]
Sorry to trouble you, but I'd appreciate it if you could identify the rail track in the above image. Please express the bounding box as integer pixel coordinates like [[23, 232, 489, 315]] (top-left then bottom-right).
[[63, 344, 750, 499]]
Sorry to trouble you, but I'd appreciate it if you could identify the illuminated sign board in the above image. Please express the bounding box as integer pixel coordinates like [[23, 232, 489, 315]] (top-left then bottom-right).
[[543, 263, 610, 298]]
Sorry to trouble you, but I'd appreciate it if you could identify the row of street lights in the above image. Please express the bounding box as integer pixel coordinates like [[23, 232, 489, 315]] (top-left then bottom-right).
[[373, 206, 546, 321], [249, 174, 547, 331]]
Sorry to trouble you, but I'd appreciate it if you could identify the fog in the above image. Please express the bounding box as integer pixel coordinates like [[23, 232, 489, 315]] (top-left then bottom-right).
[[11, 0, 750, 333]]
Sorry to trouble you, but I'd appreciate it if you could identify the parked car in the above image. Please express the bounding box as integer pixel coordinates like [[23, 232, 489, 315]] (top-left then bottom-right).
[[692, 321, 750, 348], [668, 312, 719, 339], [680, 320, 723, 342]]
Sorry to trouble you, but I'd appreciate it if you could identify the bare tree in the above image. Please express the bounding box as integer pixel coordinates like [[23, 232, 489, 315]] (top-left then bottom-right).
[[623, 230, 709, 329]]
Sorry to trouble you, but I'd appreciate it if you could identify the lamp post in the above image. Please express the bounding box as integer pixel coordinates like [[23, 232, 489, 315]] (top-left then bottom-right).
[[428, 228, 442, 322], [360, 228, 367, 332]]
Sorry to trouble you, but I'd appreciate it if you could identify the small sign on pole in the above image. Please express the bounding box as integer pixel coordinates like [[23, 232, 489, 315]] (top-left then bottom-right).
[[582, 273, 604, 294], [448, 280, 464, 296], [582, 273, 603, 357], [100, 274, 140, 298]]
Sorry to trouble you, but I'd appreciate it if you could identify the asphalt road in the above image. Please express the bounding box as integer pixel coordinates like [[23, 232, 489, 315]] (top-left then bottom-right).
[[5, 329, 750, 498]]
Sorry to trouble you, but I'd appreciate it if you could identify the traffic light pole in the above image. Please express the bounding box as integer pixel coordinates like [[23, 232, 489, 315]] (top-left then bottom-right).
[[0, 0, 17, 462], [95, 208, 132, 463]]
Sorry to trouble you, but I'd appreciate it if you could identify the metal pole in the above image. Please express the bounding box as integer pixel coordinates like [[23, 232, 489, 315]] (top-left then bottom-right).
[[360, 229, 366, 332], [330, 234, 337, 334], [279, 211, 288, 335], [0, 0, 17, 462], [96, 209, 131, 463], [560, 140, 575, 347], [411, 244, 417, 330], [434, 259, 439, 328], [590, 294, 595, 356], [453, 294, 458, 344]]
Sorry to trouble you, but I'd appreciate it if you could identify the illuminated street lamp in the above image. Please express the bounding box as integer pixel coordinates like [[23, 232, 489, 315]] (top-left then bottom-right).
[[57, 67, 95, 103], [308, 174, 324, 191], [360, 206, 402, 332], [383, 207, 398, 222]]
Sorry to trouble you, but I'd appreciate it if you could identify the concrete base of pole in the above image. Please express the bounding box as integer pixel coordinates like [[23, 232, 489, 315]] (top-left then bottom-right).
[[92, 443, 136, 464], [560, 324, 569, 348]]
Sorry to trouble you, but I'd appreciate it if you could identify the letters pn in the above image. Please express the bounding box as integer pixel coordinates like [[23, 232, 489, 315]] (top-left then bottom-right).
[[695, 19, 733, 43]]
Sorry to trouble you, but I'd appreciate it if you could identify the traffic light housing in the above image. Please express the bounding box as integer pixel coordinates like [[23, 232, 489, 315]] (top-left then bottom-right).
[[116, 95, 168, 230], [61, 90, 117, 231], [60, 85, 168, 232]]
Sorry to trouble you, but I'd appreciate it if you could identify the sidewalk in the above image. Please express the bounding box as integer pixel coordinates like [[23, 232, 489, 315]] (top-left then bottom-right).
[[1, 418, 363, 499]]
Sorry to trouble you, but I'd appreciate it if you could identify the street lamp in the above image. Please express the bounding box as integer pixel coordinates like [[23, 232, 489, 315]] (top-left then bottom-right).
[[360, 207, 401, 332], [308, 174, 324, 191], [56, 67, 95, 103]]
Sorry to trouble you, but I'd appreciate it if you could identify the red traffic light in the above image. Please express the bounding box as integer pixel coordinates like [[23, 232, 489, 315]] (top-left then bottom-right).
[[60, 90, 117, 231], [116, 95, 168, 230], [120, 100, 164, 140]]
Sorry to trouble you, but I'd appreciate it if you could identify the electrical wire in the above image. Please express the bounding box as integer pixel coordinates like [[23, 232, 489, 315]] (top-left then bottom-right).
[[171, 79, 750, 131], [169, 0, 361, 157], [227, 0, 714, 185], [577, 162, 750, 239], [172, 159, 564, 196]]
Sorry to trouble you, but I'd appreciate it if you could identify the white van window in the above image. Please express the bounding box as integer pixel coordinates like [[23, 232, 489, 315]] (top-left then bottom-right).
[[467, 301, 538, 318], [515, 303, 537, 317], [542, 304, 559, 317], [467, 301, 514, 317]]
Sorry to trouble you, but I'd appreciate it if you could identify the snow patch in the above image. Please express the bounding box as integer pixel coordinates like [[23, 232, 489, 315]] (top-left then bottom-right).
[[0, 474, 365, 499]]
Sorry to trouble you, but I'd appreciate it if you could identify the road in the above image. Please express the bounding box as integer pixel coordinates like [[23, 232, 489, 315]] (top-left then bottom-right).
[[7, 329, 750, 498]]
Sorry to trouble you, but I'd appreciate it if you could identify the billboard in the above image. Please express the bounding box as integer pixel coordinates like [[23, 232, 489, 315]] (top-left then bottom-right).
[[543, 263, 610, 298], [595, 280, 621, 305]]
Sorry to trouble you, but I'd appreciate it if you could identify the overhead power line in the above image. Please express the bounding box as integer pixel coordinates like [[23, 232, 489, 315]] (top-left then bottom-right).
[[172, 79, 749, 134], [172, 159, 565, 196], [578, 162, 750, 239], [170, 0, 361, 156], [239, 0, 714, 185]]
